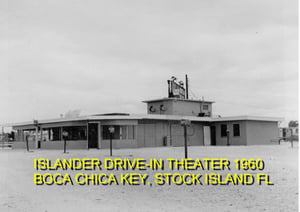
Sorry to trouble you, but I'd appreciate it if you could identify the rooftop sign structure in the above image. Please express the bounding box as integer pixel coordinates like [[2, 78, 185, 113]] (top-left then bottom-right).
[[167, 76, 186, 99]]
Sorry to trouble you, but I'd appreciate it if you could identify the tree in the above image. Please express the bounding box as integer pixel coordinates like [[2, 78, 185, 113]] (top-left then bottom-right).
[[64, 109, 81, 118], [288, 120, 298, 128]]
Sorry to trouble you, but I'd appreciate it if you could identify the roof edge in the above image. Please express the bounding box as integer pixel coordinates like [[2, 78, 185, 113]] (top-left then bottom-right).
[[143, 97, 215, 103]]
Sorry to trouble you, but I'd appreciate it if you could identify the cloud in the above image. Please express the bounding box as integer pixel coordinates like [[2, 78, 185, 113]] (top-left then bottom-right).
[[0, 0, 297, 124]]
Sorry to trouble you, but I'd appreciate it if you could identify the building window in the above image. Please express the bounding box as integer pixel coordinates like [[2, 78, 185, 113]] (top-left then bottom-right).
[[120, 126, 127, 140], [149, 106, 156, 112], [102, 125, 135, 140], [221, 124, 227, 137], [51, 127, 61, 141], [102, 125, 120, 139], [63, 126, 87, 140], [203, 104, 209, 110], [127, 126, 135, 139], [233, 124, 240, 137]]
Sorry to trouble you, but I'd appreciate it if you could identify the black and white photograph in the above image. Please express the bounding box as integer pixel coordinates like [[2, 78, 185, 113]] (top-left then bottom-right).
[[0, 0, 298, 211]]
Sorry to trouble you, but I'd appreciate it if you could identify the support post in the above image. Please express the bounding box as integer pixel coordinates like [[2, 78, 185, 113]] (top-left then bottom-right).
[[110, 133, 112, 156], [33, 120, 39, 149], [62, 131, 68, 153], [290, 128, 293, 148], [40, 128, 43, 143], [64, 138, 66, 153], [184, 125, 188, 159], [35, 127, 39, 149], [25, 134, 29, 152], [60, 127, 63, 141], [87, 123, 89, 149], [1, 126, 3, 149], [48, 129, 51, 141], [108, 126, 115, 157], [181, 119, 190, 159]]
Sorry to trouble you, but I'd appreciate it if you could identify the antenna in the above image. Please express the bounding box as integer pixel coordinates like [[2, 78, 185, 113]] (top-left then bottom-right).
[[185, 74, 189, 99]]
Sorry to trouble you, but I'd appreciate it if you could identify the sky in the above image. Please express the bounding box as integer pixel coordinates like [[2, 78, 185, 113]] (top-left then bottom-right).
[[0, 0, 298, 127]]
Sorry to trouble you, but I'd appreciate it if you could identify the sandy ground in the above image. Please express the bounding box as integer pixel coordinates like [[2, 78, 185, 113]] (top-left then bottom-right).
[[0, 143, 298, 212]]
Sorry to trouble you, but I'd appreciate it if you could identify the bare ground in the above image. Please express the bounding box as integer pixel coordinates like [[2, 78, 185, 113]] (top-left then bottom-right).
[[0, 143, 298, 212]]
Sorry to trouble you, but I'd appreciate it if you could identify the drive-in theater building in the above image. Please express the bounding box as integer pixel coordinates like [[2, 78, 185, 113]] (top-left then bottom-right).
[[11, 77, 281, 150]]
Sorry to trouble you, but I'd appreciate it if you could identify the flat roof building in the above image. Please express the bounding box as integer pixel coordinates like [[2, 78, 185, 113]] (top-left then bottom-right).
[[10, 76, 282, 150]]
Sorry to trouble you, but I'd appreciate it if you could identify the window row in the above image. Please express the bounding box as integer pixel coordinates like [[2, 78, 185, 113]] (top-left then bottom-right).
[[102, 125, 135, 140], [25, 125, 136, 141], [220, 124, 240, 137]]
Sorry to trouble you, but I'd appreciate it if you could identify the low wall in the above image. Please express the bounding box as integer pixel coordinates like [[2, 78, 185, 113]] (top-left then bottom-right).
[[101, 139, 138, 149], [12, 140, 88, 150], [13, 141, 36, 149]]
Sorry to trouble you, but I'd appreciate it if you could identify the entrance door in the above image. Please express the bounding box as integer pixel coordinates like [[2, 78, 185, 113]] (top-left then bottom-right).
[[203, 126, 211, 146], [88, 123, 98, 148], [211, 126, 216, 146]]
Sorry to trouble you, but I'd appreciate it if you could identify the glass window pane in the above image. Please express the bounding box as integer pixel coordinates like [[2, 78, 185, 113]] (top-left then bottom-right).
[[102, 125, 135, 140], [233, 124, 240, 137], [128, 126, 135, 139], [221, 124, 227, 137], [121, 126, 127, 139]]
